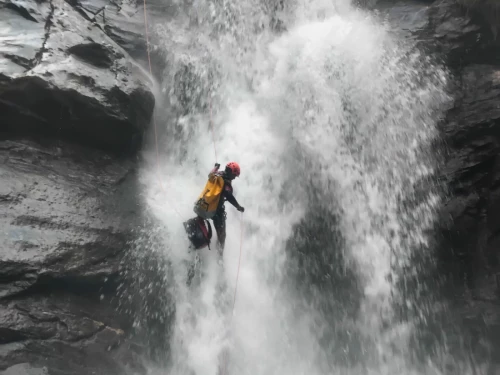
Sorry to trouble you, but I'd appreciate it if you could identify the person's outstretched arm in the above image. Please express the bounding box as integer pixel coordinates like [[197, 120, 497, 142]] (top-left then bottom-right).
[[225, 187, 244, 212]]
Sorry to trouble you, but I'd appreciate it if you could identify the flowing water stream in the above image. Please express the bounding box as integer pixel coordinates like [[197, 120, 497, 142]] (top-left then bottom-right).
[[133, 0, 485, 374]]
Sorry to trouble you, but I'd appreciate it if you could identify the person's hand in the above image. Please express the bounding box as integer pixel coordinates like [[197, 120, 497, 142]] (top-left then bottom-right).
[[215, 163, 220, 169], [237, 206, 245, 213]]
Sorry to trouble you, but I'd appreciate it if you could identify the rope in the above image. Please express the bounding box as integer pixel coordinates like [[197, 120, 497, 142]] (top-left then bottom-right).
[[221, 212, 244, 375], [232, 213, 244, 312], [209, 96, 218, 162]]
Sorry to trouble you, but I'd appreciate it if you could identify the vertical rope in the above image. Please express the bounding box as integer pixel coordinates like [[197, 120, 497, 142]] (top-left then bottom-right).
[[221, 213, 244, 375], [232, 213, 244, 310], [209, 96, 218, 162]]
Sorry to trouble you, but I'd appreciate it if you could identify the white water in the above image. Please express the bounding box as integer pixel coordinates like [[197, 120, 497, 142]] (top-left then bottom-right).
[[136, 0, 483, 374]]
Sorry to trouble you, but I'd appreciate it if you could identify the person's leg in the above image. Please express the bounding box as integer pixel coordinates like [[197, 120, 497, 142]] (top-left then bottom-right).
[[212, 209, 226, 255]]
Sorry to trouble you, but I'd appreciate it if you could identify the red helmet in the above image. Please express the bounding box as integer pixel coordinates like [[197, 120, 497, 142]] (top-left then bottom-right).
[[226, 162, 240, 177]]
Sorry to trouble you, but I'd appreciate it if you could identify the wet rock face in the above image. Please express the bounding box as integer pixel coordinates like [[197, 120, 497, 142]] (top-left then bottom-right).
[[376, 0, 500, 66], [0, 0, 156, 371], [422, 0, 483, 65], [417, 0, 500, 293], [0, 297, 131, 373], [0, 139, 138, 296], [440, 64, 500, 288], [0, 0, 155, 154], [375, 0, 500, 366], [399, 0, 500, 366], [71, 0, 147, 58], [0, 138, 146, 374]]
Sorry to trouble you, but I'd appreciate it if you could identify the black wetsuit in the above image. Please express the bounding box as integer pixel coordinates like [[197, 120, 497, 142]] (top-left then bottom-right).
[[207, 165, 242, 249], [212, 171, 241, 247]]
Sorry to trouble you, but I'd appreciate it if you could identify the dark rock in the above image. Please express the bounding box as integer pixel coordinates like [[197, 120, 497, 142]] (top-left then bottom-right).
[[439, 64, 500, 278], [72, 0, 148, 55], [0, 0, 167, 372], [0, 138, 147, 373], [434, 33, 500, 368], [0, 0, 155, 154], [0, 363, 49, 375], [456, 0, 500, 40], [375, 0, 500, 366], [0, 138, 140, 294], [415, 0, 500, 68], [67, 43, 116, 68], [66, 0, 172, 79], [369, 0, 432, 39]]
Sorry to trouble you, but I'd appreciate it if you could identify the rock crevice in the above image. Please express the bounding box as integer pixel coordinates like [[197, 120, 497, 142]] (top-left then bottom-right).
[[31, 0, 56, 69]]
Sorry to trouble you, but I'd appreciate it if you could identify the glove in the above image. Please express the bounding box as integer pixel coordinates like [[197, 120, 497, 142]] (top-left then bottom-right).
[[214, 163, 220, 169], [237, 206, 245, 213]]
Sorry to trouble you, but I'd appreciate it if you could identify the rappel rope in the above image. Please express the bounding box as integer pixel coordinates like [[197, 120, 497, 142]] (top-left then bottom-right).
[[141, 4, 244, 374], [221, 214, 244, 375], [209, 96, 218, 162]]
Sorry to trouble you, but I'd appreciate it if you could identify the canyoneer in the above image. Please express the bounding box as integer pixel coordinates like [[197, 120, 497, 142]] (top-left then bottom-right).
[[184, 162, 244, 256]]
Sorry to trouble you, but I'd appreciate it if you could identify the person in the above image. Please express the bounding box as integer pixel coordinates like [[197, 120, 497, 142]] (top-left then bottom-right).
[[208, 161, 244, 254]]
